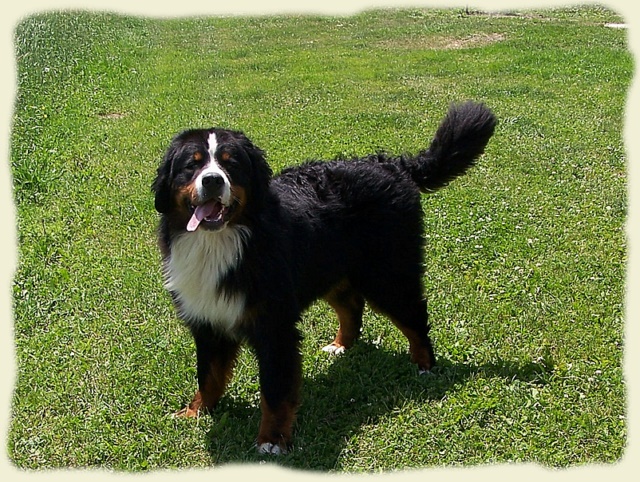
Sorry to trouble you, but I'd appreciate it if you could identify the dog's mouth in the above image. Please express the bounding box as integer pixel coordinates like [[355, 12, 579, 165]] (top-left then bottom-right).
[[187, 199, 231, 232]]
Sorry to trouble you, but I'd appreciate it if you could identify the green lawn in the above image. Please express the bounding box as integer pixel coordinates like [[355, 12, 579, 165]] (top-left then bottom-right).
[[8, 5, 630, 471]]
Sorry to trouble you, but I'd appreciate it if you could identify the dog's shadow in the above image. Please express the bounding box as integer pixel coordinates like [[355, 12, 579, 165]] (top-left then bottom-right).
[[203, 341, 551, 470]]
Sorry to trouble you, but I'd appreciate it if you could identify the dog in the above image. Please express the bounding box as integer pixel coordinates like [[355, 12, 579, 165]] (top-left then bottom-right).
[[152, 101, 496, 454]]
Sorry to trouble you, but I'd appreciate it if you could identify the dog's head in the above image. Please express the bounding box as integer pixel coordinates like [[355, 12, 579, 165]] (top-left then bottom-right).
[[152, 128, 272, 232]]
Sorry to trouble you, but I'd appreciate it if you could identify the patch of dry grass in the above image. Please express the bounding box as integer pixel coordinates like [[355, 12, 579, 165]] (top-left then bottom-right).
[[377, 32, 506, 51]]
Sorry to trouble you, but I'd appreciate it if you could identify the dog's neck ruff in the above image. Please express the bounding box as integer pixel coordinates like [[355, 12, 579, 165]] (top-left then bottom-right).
[[164, 226, 250, 334]]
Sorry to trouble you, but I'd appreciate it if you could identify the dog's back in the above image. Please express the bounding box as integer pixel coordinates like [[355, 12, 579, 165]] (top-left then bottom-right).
[[270, 101, 497, 309]]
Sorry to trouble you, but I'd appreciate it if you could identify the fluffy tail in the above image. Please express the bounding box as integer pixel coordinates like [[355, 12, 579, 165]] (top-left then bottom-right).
[[402, 101, 497, 192]]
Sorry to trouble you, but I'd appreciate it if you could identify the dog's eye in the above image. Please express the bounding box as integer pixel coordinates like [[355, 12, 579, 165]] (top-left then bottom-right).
[[218, 151, 233, 163], [192, 151, 205, 164]]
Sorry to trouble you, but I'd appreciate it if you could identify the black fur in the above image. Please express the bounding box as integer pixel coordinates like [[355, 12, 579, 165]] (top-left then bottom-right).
[[152, 101, 497, 452]]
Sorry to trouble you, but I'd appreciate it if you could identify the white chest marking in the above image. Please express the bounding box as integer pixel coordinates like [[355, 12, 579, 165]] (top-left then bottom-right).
[[164, 227, 250, 333]]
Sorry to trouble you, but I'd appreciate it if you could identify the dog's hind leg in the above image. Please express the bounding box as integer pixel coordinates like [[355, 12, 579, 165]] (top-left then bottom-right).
[[321, 279, 365, 355], [388, 300, 435, 374], [357, 272, 436, 373]]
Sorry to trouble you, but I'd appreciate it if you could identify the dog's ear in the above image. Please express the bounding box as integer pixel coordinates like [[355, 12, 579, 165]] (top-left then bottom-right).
[[229, 131, 272, 205], [152, 147, 175, 214], [244, 140, 272, 205]]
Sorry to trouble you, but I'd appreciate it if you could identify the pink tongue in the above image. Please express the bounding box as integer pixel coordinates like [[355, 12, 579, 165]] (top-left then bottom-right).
[[187, 202, 217, 232]]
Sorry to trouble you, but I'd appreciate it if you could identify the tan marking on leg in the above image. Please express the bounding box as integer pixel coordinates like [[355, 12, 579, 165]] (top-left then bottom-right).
[[323, 280, 364, 351], [256, 396, 298, 454], [394, 324, 435, 373], [174, 345, 240, 418]]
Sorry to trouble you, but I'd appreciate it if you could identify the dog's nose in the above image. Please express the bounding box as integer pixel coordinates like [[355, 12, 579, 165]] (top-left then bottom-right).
[[202, 173, 225, 188]]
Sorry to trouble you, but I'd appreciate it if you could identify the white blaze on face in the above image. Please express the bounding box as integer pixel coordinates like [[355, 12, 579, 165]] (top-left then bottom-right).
[[186, 132, 233, 232], [192, 132, 232, 204]]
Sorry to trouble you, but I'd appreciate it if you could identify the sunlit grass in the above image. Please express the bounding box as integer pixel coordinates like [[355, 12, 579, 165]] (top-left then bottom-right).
[[9, 6, 630, 471]]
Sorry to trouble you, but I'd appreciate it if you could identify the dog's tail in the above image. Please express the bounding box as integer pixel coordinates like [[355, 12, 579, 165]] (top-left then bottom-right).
[[400, 101, 497, 192]]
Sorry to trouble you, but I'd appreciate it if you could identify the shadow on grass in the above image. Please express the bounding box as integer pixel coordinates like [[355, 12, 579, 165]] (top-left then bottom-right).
[[202, 341, 552, 471]]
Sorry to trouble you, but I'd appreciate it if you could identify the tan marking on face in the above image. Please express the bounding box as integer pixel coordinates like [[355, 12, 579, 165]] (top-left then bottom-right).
[[228, 185, 248, 224], [174, 182, 198, 209]]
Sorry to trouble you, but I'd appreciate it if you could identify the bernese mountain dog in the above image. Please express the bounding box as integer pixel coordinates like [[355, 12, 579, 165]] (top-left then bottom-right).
[[152, 101, 497, 455]]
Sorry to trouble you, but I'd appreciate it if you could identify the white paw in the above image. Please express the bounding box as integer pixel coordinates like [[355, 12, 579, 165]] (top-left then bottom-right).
[[322, 344, 346, 355], [257, 442, 286, 455]]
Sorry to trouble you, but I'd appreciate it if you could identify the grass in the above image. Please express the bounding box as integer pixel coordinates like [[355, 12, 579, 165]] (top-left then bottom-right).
[[8, 5, 630, 472]]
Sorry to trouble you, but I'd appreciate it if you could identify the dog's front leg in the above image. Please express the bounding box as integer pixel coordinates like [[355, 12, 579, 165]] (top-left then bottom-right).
[[251, 323, 302, 455], [175, 325, 240, 418]]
